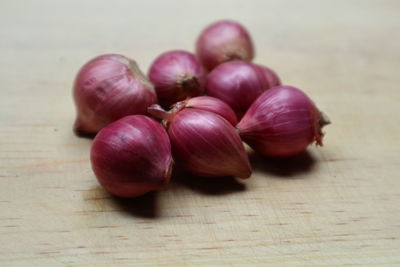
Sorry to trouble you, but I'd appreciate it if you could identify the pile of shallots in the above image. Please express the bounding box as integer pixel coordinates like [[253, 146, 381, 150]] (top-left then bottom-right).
[[73, 20, 330, 197]]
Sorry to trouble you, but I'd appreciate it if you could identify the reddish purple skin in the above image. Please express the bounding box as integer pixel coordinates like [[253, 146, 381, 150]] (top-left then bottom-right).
[[91, 115, 173, 198], [148, 50, 205, 107], [255, 64, 282, 88], [168, 109, 251, 178], [185, 96, 238, 126], [73, 54, 157, 135], [206, 60, 268, 118], [196, 20, 254, 71], [237, 86, 322, 158]]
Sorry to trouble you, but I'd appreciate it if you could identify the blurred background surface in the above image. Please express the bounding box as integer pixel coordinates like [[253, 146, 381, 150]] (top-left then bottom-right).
[[0, 1, 399, 266]]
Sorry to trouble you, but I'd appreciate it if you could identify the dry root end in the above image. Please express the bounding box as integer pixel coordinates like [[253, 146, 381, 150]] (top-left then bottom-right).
[[315, 111, 331, 146], [179, 74, 200, 94], [319, 111, 331, 128]]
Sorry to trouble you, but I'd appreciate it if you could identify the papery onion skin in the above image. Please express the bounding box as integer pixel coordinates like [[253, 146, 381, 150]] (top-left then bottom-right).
[[90, 115, 173, 198], [206, 60, 268, 118], [168, 109, 251, 178], [148, 50, 205, 107], [237, 86, 329, 158], [196, 20, 254, 71], [181, 96, 238, 126], [255, 64, 281, 88], [73, 54, 157, 136]]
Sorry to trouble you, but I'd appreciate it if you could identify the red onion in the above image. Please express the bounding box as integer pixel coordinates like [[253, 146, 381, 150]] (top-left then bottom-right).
[[196, 20, 254, 71], [73, 54, 157, 136], [148, 50, 205, 107], [237, 86, 330, 158], [91, 115, 173, 198], [148, 105, 251, 178], [206, 60, 268, 118], [171, 96, 238, 126], [255, 64, 281, 88]]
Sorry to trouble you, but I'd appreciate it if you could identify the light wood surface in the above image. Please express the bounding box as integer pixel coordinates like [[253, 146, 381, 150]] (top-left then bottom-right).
[[1, 0, 400, 266]]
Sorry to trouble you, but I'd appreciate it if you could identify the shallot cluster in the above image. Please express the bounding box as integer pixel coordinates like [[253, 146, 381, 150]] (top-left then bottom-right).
[[72, 20, 330, 198]]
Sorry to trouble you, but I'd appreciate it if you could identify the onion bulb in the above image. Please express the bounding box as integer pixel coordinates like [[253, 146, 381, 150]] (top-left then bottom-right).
[[148, 104, 251, 178], [90, 115, 173, 198], [255, 64, 281, 88], [148, 50, 205, 107], [206, 60, 268, 118], [237, 86, 330, 158], [169, 96, 238, 126], [196, 20, 254, 71], [73, 54, 157, 136]]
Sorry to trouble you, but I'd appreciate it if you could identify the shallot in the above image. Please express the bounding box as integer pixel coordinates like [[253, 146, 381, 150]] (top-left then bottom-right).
[[148, 105, 251, 178], [255, 64, 281, 88], [237, 86, 330, 157], [73, 54, 156, 136], [91, 115, 173, 198], [166, 96, 238, 126], [148, 50, 205, 107], [196, 20, 254, 71], [206, 60, 268, 118]]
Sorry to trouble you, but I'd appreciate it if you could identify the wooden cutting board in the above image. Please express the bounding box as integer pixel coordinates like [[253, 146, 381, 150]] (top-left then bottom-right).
[[1, 0, 399, 266]]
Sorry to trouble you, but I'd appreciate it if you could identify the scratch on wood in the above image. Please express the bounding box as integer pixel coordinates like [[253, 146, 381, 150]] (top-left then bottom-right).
[[300, 211, 312, 214], [75, 209, 122, 214], [41, 186, 64, 189], [268, 223, 288, 226], [39, 251, 60, 255], [0, 217, 20, 220], [335, 233, 352, 237], [323, 158, 360, 162], [91, 225, 117, 229], [19, 159, 88, 168], [333, 238, 347, 242], [95, 251, 112, 254], [173, 214, 194, 217], [84, 196, 112, 201]]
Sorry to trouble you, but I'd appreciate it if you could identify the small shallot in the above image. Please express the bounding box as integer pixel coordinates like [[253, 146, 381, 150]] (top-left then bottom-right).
[[73, 54, 156, 136], [170, 96, 238, 126], [237, 86, 330, 158], [148, 105, 251, 178], [148, 50, 205, 107], [206, 60, 268, 118], [255, 64, 281, 88], [91, 115, 173, 198], [196, 20, 254, 71]]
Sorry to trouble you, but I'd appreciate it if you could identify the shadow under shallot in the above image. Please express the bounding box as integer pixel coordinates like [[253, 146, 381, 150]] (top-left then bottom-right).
[[111, 192, 158, 219], [249, 150, 316, 178], [171, 166, 247, 195], [83, 185, 159, 219], [73, 128, 96, 139]]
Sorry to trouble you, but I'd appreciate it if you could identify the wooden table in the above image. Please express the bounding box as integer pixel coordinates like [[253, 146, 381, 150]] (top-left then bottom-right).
[[1, 0, 399, 266]]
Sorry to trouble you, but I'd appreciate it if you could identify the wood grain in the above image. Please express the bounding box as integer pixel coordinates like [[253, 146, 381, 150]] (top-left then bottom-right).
[[1, 0, 400, 266]]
